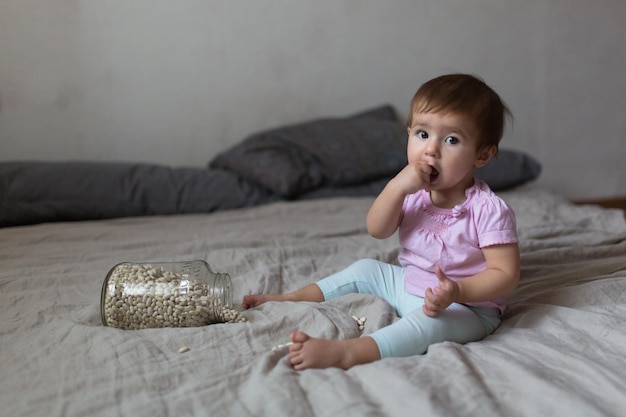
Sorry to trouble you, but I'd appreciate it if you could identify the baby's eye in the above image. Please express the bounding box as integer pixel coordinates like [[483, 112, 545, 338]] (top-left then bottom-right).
[[444, 136, 459, 145], [417, 130, 428, 139]]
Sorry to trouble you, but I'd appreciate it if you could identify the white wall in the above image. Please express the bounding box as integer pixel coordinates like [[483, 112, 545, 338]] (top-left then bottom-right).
[[1, 0, 624, 200]]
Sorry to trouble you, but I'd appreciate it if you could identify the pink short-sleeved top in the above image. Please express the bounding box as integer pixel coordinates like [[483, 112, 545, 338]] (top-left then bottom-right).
[[398, 179, 518, 312]]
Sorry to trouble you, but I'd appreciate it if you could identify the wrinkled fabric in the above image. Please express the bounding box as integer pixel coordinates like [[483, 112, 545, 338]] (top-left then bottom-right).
[[1, 184, 625, 417]]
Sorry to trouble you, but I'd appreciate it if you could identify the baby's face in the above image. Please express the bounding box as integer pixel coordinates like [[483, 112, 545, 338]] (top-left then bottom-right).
[[406, 111, 484, 195]]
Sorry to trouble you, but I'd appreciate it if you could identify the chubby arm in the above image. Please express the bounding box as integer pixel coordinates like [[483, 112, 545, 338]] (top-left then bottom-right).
[[423, 243, 520, 317], [366, 180, 405, 239], [367, 163, 433, 239]]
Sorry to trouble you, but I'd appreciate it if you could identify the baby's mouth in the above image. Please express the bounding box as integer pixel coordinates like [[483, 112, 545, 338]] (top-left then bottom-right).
[[429, 167, 440, 182]]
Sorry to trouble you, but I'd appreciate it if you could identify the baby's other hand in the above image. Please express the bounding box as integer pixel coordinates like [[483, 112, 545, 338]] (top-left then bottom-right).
[[423, 266, 459, 317]]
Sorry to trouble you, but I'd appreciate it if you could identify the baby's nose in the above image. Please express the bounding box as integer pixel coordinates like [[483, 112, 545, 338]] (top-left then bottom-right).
[[425, 140, 440, 156]]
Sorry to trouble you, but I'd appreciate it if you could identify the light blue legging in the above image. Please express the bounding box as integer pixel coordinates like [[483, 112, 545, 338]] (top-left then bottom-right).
[[316, 259, 502, 358]]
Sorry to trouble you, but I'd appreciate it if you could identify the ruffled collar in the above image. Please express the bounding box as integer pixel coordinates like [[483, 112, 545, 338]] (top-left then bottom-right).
[[424, 179, 484, 219]]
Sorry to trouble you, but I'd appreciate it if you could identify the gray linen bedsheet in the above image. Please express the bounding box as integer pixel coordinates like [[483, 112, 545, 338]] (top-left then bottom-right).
[[1, 185, 625, 417]]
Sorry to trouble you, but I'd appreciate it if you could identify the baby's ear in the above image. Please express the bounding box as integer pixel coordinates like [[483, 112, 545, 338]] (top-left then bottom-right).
[[474, 145, 497, 168]]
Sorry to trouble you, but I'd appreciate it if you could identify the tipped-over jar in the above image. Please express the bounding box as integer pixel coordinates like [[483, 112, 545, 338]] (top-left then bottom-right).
[[101, 260, 232, 330]]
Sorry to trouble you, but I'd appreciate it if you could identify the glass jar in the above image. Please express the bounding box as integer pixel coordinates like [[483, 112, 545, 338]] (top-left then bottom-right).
[[101, 260, 233, 330]]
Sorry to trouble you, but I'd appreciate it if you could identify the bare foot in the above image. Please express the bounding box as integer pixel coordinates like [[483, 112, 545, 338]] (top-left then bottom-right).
[[287, 331, 380, 370], [242, 294, 291, 309]]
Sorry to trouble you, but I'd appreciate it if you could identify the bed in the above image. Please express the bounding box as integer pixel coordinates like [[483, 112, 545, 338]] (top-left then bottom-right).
[[1, 106, 625, 417]]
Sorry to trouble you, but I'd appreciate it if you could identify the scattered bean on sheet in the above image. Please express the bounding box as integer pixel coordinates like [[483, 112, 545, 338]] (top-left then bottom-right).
[[352, 316, 367, 332], [102, 263, 246, 329]]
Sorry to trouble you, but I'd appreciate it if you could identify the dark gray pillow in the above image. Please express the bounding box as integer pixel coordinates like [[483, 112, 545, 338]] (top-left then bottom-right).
[[286, 118, 407, 187], [0, 162, 279, 227], [475, 150, 542, 191], [210, 104, 407, 197]]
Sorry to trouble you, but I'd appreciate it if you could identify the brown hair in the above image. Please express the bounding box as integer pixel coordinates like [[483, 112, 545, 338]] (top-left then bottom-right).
[[407, 74, 511, 152]]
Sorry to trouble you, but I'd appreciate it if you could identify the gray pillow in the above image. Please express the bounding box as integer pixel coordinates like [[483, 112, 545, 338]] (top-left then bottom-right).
[[0, 162, 279, 227], [210, 105, 406, 197], [476, 150, 542, 191]]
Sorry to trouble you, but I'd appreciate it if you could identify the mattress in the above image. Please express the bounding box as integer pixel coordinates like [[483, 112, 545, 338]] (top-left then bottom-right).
[[1, 184, 625, 417]]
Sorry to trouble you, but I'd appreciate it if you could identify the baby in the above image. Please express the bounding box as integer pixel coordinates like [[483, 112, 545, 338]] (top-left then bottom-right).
[[243, 74, 520, 370]]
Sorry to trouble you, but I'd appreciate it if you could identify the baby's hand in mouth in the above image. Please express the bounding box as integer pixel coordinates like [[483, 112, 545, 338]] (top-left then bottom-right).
[[419, 163, 434, 184], [429, 166, 440, 183]]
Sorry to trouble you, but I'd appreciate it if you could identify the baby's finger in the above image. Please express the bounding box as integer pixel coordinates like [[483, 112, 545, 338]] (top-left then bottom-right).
[[425, 286, 437, 300], [425, 288, 442, 308], [422, 303, 439, 317], [435, 265, 450, 285]]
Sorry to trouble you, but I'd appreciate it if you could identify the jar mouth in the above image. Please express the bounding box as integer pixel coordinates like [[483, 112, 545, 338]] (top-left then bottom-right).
[[212, 273, 233, 321], [101, 262, 127, 327], [220, 273, 233, 309]]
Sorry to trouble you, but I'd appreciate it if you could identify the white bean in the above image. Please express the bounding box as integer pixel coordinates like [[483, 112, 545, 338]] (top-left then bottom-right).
[[353, 316, 367, 331]]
